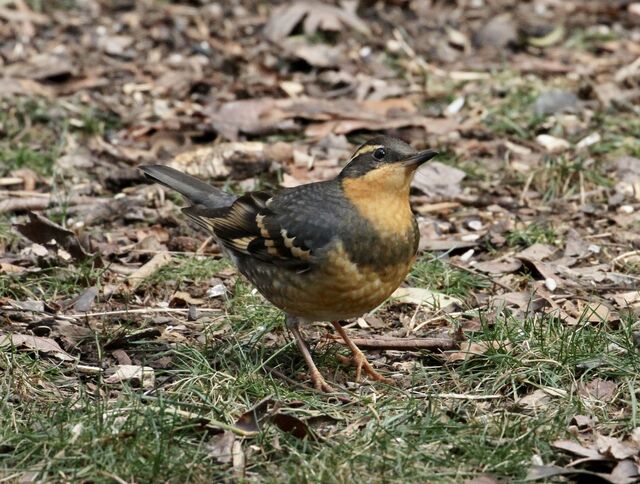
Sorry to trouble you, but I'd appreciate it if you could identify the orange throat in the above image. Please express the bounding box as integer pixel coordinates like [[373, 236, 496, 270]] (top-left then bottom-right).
[[342, 164, 416, 236]]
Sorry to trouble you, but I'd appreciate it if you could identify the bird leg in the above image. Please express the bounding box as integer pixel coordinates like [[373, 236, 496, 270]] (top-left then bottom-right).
[[331, 322, 391, 384], [286, 316, 334, 393]]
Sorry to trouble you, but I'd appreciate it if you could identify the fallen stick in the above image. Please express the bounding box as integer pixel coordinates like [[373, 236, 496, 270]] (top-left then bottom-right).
[[64, 307, 224, 318], [333, 337, 459, 351], [124, 252, 172, 292]]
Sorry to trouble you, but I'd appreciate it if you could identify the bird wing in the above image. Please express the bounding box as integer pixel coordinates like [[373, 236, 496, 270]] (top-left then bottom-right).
[[184, 187, 333, 272]]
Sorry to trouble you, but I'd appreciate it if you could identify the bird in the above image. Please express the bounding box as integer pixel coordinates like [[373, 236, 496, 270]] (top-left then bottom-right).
[[140, 136, 438, 392]]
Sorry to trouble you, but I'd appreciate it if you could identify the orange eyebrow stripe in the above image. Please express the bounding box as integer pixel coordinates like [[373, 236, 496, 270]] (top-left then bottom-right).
[[351, 144, 381, 160]]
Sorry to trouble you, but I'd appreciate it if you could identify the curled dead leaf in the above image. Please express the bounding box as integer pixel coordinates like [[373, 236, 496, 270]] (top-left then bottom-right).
[[0, 333, 75, 361], [14, 212, 93, 263], [264, 1, 369, 43], [444, 340, 500, 362], [391, 287, 461, 309], [105, 365, 155, 388]]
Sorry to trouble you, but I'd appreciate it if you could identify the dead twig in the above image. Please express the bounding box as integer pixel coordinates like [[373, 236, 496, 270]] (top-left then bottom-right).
[[0, 197, 49, 214], [333, 337, 459, 351], [124, 252, 172, 292], [64, 307, 224, 318]]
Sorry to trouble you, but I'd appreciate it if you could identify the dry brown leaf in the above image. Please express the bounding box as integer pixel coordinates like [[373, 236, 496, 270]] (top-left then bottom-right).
[[553, 439, 606, 460], [170, 291, 205, 307], [264, 1, 369, 42], [14, 211, 93, 262], [0, 196, 50, 214], [270, 413, 311, 439], [71, 286, 99, 313], [0, 333, 75, 361], [444, 341, 499, 362], [234, 397, 273, 435], [0, 262, 26, 275], [306, 116, 457, 138], [210, 96, 457, 140], [105, 365, 155, 388], [0, 78, 53, 98], [474, 258, 522, 274], [578, 378, 618, 401], [465, 476, 500, 484], [516, 243, 556, 261], [169, 142, 274, 182], [571, 414, 598, 431], [412, 162, 466, 198], [610, 291, 640, 308], [516, 389, 554, 412], [492, 291, 550, 312], [610, 460, 640, 484], [5, 52, 75, 80], [206, 431, 236, 463], [419, 239, 477, 252], [525, 464, 615, 483], [281, 38, 345, 67], [564, 301, 616, 326], [210, 98, 297, 139], [596, 434, 640, 461], [391, 287, 461, 309]]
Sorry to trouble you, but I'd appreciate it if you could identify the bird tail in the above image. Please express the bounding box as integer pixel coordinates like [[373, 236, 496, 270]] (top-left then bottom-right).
[[139, 165, 237, 210]]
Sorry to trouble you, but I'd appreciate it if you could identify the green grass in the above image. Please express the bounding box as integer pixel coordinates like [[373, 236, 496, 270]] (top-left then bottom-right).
[[2, 9, 638, 481], [0, 97, 120, 176], [0, 98, 65, 176], [409, 255, 490, 298], [2, 306, 638, 481], [0, 259, 104, 301], [505, 223, 557, 248], [482, 83, 543, 139], [144, 255, 231, 288]]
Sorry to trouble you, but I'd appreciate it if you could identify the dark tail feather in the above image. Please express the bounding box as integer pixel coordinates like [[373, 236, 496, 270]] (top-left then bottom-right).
[[139, 165, 236, 209]]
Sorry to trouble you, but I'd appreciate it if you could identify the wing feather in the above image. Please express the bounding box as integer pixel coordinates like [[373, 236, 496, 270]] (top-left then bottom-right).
[[184, 191, 313, 271]]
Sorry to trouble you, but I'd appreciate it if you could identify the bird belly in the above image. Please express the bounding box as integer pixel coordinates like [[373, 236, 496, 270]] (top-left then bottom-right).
[[242, 242, 414, 322]]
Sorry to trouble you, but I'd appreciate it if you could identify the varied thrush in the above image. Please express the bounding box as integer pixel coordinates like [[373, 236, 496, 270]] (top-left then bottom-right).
[[140, 136, 438, 392]]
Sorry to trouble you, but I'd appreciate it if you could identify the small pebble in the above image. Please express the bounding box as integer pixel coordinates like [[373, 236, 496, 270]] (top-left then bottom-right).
[[531, 455, 544, 467], [445, 96, 465, 116], [467, 220, 483, 231], [359, 46, 372, 58], [207, 283, 227, 298], [607, 342, 627, 354], [619, 205, 634, 214], [461, 233, 481, 242], [386, 39, 402, 53], [544, 277, 558, 292], [460, 249, 475, 262], [187, 305, 198, 321], [533, 90, 578, 117], [535, 134, 570, 153], [576, 132, 601, 151]]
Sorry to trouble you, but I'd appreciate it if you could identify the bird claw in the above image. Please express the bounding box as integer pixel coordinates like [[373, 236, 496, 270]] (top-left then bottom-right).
[[352, 352, 392, 384], [310, 370, 335, 393], [337, 352, 392, 384]]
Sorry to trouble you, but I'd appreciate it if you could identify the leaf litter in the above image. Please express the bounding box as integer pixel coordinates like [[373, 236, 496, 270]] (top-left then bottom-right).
[[1, 0, 640, 481]]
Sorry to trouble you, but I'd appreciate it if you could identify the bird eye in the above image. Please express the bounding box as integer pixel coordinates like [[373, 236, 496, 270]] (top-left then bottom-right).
[[373, 147, 386, 160]]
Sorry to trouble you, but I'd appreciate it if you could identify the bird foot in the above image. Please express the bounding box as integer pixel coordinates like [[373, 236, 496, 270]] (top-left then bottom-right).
[[310, 369, 335, 393], [338, 352, 392, 384]]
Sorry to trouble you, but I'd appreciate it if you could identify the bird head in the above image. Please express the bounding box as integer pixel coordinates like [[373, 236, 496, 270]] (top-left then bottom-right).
[[339, 135, 438, 193]]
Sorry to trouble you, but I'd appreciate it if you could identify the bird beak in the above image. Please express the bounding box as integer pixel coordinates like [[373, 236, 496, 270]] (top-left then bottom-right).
[[401, 149, 439, 167]]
